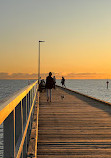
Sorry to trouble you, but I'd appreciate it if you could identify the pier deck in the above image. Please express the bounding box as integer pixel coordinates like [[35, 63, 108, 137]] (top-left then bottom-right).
[[37, 87, 111, 157]]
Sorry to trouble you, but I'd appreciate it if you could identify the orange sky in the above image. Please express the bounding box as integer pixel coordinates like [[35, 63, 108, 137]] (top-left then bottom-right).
[[0, 1, 111, 79]]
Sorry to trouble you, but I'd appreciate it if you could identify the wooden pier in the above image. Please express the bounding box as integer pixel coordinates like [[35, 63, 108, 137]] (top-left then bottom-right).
[[28, 86, 111, 157]]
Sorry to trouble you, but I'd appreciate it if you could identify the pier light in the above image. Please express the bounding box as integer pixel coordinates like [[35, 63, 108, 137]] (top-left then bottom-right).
[[38, 40, 45, 84]]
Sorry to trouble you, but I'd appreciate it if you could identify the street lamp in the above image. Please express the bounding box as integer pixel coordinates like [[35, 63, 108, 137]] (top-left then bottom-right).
[[38, 40, 45, 84]]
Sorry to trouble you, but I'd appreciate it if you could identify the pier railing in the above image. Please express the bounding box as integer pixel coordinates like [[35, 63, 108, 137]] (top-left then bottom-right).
[[0, 80, 38, 158]]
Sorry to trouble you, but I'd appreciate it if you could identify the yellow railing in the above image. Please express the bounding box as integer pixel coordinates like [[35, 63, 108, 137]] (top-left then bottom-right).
[[0, 80, 38, 158]]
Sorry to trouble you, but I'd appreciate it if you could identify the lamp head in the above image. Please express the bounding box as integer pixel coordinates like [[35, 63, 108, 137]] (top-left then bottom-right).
[[39, 41, 45, 42]]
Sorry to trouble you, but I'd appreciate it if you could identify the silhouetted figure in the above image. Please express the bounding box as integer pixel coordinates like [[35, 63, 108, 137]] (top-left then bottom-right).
[[61, 76, 65, 87], [46, 72, 54, 102], [53, 76, 56, 89], [39, 79, 46, 92], [106, 80, 109, 89]]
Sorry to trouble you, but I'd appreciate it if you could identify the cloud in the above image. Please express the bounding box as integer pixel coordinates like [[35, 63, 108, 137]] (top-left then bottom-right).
[[0, 72, 38, 79], [0, 73, 10, 79], [0, 72, 108, 79], [0, 72, 61, 79], [40, 72, 62, 79], [65, 73, 106, 79]]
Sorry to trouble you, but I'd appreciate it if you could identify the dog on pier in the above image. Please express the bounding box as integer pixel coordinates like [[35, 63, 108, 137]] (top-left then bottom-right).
[[61, 95, 64, 100]]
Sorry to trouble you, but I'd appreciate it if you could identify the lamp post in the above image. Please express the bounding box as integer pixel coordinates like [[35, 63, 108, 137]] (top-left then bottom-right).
[[38, 40, 45, 84]]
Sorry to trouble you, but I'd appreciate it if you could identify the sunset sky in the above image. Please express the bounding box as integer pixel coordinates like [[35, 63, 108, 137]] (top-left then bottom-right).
[[0, 0, 111, 79]]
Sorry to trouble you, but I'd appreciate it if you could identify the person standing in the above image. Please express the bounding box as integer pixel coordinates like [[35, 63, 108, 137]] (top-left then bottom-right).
[[61, 76, 65, 87], [53, 76, 56, 89], [46, 72, 54, 102]]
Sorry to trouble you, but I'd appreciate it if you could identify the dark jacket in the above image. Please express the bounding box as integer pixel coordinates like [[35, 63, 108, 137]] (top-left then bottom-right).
[[46, 76, 54, 89]]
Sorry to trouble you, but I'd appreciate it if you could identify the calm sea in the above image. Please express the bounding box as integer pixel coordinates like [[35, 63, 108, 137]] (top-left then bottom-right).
[[57, 79, 111, 103], [0, 79, 36, 101], [0, 79, 111, 157]]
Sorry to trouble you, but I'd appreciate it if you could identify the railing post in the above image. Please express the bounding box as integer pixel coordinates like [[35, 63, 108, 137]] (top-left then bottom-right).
[[22, 96, 27, 157], [15, 102, 22, 157], [30, 91, 32, 129], [27, 92, 30, 145], [14, 109, 15, 158], [21, 101, 23, 158], [25, 95, 27, 155]]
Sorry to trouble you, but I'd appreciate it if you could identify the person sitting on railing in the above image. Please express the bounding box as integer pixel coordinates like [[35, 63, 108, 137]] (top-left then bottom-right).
[[39, 79, 46, 92], [46, 72, 54, 102]]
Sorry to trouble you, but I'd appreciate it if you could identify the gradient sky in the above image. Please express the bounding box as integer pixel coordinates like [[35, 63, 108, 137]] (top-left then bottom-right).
[[0, 0, 111, 79]]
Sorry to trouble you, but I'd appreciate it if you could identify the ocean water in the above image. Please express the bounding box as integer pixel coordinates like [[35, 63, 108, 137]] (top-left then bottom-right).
[[1, 79, 110, 105], [56, 79, 111, 103], [0, 79, 111, 157], [0, 79, 36, 101]]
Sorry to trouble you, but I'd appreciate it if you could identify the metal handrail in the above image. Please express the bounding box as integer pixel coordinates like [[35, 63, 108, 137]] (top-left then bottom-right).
[[16, 85, 37, 157], [0, 80, 38, 158], [0, 81, 38, 125]]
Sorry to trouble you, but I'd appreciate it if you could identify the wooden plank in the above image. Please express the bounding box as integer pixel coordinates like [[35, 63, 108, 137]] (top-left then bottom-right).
[[37, 87, 111, 157]]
